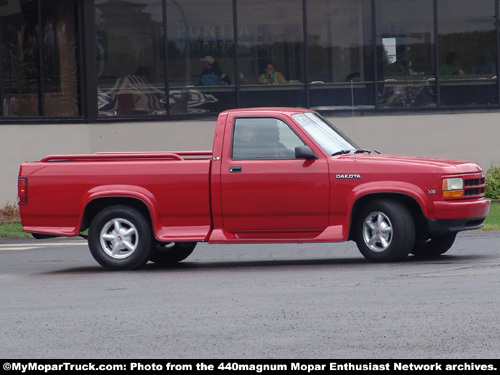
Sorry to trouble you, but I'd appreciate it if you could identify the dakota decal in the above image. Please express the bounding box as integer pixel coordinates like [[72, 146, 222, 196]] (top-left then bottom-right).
[[336, 174, 362, 179]]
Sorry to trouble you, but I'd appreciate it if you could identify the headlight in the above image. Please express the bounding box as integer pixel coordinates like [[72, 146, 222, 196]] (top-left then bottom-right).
[[442, 177, 464, 198]]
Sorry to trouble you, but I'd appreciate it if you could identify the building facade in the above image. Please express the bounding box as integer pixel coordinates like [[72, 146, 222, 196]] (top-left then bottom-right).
[[1, 0, 500, 205]]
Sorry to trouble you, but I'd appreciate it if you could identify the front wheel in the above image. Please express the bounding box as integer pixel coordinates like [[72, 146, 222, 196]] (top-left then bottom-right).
[[411, 233, 457, 258], [149, 242, 197, 265], [354, 199, 415, 262], [88, 205, 153, 270]]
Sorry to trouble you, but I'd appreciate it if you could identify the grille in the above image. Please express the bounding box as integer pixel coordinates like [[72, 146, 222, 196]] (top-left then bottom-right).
[[464, 176, 486, 197]]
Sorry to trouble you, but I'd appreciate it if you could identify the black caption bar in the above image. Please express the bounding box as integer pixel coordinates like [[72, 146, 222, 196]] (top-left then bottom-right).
[[2, 360, 499, 374]]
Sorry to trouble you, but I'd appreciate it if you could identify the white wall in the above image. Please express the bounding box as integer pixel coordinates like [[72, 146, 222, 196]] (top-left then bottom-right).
[[2, 112, 499, 207], [333, 112, 500, 168]]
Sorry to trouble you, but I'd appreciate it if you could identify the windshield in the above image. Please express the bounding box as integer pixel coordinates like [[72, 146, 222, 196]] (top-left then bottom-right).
[[291, 112, 358, 155]]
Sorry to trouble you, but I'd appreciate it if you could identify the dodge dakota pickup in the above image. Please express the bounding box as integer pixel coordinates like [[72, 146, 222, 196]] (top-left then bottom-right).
[[18, 107, 490, 270]]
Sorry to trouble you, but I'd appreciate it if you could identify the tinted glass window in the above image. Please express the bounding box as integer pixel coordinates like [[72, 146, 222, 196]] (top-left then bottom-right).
[[95, 0, 165, 116], [1, 0, 79, 117], [166, 0, 235, 115], [438, 0, 498, 106], [307, 0, 375, 110], [376, 0, 436, 108], [237, 0, 306, 108]]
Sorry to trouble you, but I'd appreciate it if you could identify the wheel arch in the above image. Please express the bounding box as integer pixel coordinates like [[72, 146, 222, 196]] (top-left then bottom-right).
[[81, 196, 154, 234], [347, 192, 427, 241]]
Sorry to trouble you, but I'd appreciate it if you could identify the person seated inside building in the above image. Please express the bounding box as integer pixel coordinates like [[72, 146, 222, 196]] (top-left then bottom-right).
[[440, 52, 464, 75], [385, 55, 411, 76], [198, 56, 232, 86], [257, 63, 287, 84], [472, 54, 496, 74]]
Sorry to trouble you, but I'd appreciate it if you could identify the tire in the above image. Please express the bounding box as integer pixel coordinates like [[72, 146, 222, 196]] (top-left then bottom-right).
[[88, 205, 153, 270], [149, 242, 197, 265], [411, 233, 457, 258], [354, 199, 415, 262]]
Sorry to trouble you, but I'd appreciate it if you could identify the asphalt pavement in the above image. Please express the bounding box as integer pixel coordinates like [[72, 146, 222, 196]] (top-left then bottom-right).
[[1, 231, 499, 359]]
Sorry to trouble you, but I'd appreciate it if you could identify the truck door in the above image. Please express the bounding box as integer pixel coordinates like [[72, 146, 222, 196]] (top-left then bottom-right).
[[219, 116, 330, 239]]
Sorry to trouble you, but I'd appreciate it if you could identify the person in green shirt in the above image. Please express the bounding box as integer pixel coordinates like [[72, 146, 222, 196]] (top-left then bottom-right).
[[440, 52, 464, 75], [258, 64, 287, 84]]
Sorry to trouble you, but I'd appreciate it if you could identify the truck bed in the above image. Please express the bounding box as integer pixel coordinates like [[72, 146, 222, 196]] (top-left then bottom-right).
[[19, 151, 213, 240]]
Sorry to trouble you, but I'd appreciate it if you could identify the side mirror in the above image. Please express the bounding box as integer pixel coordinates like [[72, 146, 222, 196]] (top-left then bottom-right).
[[295, 145, 318, 160]]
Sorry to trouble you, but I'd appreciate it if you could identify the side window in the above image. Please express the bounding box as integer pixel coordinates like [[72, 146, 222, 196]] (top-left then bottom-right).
[[232, 118, 305, 160]]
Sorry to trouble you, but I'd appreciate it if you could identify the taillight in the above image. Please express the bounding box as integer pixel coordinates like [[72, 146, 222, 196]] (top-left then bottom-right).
[[18, 177, 28, 205]]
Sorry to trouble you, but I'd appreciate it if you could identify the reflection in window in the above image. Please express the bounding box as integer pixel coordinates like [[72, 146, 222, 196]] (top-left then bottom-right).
[[438, 0, 498, 106], [382, 38, 397, 65], [43, 0, 79, 116], [307, 0, 374, 110], [376, 0, 436, 108], [292, 112, 356, 156], [232, 118, 303, 160], [1, 0, 79, 117], [96, 0, 165, 116], [237, 0, 306, 108], [166, 0, 235, 115]]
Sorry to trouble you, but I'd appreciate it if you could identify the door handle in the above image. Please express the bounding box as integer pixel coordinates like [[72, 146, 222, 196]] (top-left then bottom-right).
[[229, 166, 242, 173]]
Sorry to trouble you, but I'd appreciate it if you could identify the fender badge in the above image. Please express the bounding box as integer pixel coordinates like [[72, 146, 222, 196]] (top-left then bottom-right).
[[336, 174, 361, 179]]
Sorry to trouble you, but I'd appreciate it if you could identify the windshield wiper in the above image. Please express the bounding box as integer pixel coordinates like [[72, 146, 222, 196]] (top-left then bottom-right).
[[354, 149, 380, 154], [332, 149, 380, 157], [331, 149, 354, 156]]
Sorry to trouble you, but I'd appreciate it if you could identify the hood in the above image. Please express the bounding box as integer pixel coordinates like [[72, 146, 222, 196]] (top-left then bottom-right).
[[336, 153, 483, 174]]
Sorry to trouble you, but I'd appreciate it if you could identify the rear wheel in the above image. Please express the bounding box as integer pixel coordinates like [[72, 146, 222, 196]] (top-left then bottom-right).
[[411, 233, 457, 258], [354, 199, 415, 262], [88, 205, 153, 270], [149, 242, 197, 264]]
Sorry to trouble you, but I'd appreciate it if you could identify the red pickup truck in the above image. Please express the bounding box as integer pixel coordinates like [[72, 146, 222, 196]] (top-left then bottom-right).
[[18, 107, 490, 270]]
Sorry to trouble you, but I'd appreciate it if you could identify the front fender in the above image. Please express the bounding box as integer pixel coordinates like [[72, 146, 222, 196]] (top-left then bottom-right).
[[342, 181, 431, 239]]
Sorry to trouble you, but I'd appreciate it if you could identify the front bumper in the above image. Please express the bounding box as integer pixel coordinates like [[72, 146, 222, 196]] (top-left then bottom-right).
[[428, 217, 486, 235], [429, 197, 490, 235]]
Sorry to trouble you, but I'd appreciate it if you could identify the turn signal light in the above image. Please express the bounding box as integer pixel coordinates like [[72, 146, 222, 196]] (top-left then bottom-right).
[[442, 177, 463, 199]]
